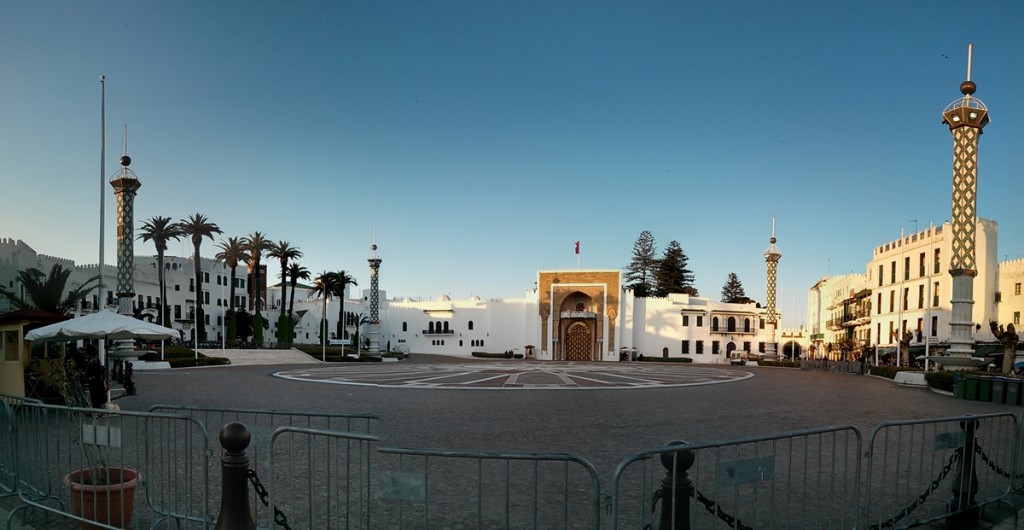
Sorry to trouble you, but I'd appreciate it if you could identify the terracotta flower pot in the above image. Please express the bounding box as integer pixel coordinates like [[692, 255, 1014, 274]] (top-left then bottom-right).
[[63, 467, 140, 530]]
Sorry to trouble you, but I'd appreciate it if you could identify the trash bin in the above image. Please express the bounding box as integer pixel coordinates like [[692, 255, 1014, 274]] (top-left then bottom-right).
[[992, 377, 1007, 404], [954, 373, 966, 399], [977, 376, 993, 403], [964, 375, 979, 401], [1007, 378, 1022, 406]]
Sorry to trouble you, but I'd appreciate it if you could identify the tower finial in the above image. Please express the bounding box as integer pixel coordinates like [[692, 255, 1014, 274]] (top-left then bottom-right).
[[120, 124, 131, 167], [966, 43, 973, 82]]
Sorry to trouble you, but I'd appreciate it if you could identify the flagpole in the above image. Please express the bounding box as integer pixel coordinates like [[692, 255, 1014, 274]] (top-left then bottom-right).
[[98, 74, 108, 402]]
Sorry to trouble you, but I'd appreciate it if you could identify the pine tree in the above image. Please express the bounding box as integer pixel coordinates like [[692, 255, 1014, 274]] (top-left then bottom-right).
[[721, 272, 751, 303], [624, 230, 658, 297], [653, 240, 697, 297]]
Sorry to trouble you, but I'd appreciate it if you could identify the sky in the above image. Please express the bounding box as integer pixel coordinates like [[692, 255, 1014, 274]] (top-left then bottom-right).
[[2, 1, 1023, 329]]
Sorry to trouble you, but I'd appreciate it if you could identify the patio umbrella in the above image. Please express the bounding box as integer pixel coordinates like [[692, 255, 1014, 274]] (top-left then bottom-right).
[[24, 309, 178, 342]]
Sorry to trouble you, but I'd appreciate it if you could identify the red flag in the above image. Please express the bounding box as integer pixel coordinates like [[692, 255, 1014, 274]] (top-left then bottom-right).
[[574, 241, 580, 255]]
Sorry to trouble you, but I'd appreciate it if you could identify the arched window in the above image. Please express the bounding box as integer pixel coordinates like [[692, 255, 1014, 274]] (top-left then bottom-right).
[[744, 318, 751, 332], [712, 317, 720, 331], [443, 321, 449, 332], [402, 322, 408, 332], [727, 317, 736, 332], [468, 321, 474, 330], [575, 302, 585, 312], [428, 322, 435, 333], [459, 340, 463, 347]]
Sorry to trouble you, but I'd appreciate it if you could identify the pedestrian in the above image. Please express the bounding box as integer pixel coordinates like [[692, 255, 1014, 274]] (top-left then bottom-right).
[[85, 356, 107, 408]]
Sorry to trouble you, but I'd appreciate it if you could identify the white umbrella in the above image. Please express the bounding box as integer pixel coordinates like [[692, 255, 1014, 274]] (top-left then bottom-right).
[[25, 309, 179, 342]]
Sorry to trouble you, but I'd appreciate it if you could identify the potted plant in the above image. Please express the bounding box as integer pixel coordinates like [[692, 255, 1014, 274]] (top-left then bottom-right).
[[50, 354, 141, 529]]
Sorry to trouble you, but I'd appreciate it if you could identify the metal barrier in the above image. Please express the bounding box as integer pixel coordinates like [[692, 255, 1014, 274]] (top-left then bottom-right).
[[863, 412, 1018, 529], [374, 446, 602, 529], [6, 401, 211, 529], [0, 394, 41, 497], [800, 360, 867, 374], [148, 403, 379, 526], [264, 426, 377, 530], [611, 426, 863, 529]]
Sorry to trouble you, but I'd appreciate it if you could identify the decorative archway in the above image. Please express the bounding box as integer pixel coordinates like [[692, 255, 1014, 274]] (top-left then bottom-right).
[[783, 341, 803, 359], [564, 321, 593, 361]]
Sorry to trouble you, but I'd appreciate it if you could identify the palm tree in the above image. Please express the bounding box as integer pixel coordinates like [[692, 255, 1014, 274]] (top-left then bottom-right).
[[0, 264, 99, 314], [177, 213, 222, 343], [287, 262, 311, 322], [307, 271, 338, 355], [267, 240, 302, 345], [242, 231, 271, 345], [333, 270, 358, 342], [138, 216, 182, 327], [214, 236, 249, 344]]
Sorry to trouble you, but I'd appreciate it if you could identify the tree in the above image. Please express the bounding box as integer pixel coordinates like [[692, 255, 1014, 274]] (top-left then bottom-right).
[[624, 230, 658, 297], [287, 262, 310, 323], [0, 264, 98, 314], [138, 216, 182, 327], [214, 236, 249, 344], [242, 231, 271, 345], [176, 213, 222, 343], [653, 240, 697, 297], [332, 271, 358, 341], [308, 271, 338, 351], [267, 240, 302, 345], [721, 272, 751, 303]]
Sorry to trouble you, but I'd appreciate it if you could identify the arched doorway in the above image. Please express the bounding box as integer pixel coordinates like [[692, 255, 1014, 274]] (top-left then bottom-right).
[[783, 341, 803, 360], [564, 321, 593, 361], [726, 342, 737, 357]]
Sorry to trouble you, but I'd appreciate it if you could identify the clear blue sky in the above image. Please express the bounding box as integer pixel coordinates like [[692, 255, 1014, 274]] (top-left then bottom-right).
[[3, 1, 1022, 328]]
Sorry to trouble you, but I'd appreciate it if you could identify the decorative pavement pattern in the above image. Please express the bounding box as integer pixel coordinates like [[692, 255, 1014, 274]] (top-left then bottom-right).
[[274, 361, 753, 390]]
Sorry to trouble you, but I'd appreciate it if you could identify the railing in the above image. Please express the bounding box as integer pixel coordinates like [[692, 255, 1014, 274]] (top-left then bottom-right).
[[5, 392, 1024, 529], [421, 329, 454, 335]]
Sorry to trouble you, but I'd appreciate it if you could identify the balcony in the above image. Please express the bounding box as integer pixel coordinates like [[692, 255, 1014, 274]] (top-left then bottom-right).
[[560, 311, 596, 319], [422, 329, 454, 335]]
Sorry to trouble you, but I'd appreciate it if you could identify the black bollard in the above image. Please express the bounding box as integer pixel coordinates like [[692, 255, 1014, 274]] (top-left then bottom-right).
[[214, 422, 256, 530], [657, 440, 694, 530], [945, 418, 980, 527]]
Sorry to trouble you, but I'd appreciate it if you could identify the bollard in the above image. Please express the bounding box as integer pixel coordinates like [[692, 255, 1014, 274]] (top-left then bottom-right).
[[945, 418, 979, 527], [214, 422, 257, 530], [657, 440, 694, 530]]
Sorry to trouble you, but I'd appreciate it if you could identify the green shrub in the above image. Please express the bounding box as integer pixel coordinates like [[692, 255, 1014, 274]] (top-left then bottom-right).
[[925, 371, 956, 391], [471, 352, 509, 359], [637, 356, 693, 363]]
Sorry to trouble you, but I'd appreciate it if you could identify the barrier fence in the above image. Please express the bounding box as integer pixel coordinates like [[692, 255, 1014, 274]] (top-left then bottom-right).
[[4, 391, 1024, 529]]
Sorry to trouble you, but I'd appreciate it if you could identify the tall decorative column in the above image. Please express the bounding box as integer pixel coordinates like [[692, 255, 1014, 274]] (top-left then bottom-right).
[[367, 241, 382, 356], [941, 44, 989, 367], [110, 152, 140, 356], [763, 220, 782, 358]]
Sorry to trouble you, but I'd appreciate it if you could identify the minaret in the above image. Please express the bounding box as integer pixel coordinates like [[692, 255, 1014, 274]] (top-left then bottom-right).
[[110, 131, 141, 356], [367, 230, 383, 356], [763, 218, 782, 358], [942, 44, 989, 366]]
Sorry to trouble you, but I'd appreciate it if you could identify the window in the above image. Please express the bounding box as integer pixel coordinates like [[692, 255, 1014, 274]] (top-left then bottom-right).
[[919, 252, 926, 277], [744, 318, 751, 332], [681, 340, 689, 353], [682, 315, 689, 326], [468, 321, 474, 330], [459, 340, 463, 347], [696, 340, 704, 354], [1015, 312, 1021, 326], [696, 315, 703, 327], [428, 322, 434, 333], [918, 285, 924, 309], [889, 291, 894, 312], [902, 287, 909, 311], [758, 342, 765, 353], [442, 321, 449, 332], [205, 314, 210, 325], [877, 323, 882, 342], [217, 315, 222, 326], [189, 279, 195, 292], [1016, 283, 1022, 296], [204, 272, 209, 283], [934, 249, 941, 274], [712, 341, 720, 354], [759, 318, 765, 330], [890, 261, 896, 284], [174, 305, 182, 319], [712, 317, 719, 331], [904, 256, 910, 280], [931, 316, 938, 336], [402, 322, 408, 332], [727, 317, 736, 332], [878, 265, 883, 287], [933, 282, 940, 307], [888, 321, 894, 342], [3, 331, 18, 361], [743, 341, 751, 352], [204, 292, 210, 304], [877, 292, 882, 315]]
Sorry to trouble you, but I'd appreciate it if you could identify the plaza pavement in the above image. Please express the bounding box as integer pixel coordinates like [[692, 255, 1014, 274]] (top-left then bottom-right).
[[7, 353, 1024, 528]]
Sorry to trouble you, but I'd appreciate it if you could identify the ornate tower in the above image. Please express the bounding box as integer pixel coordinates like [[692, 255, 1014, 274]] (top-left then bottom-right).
[[763, 219, 782, 358], [110, 152, 140, 318], [367, 235, 383, 355], [942, 44, 989, 365]]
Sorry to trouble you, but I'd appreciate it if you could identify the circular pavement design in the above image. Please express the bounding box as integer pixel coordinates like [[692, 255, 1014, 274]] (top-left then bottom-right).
[[274, 361, 753, 390]]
